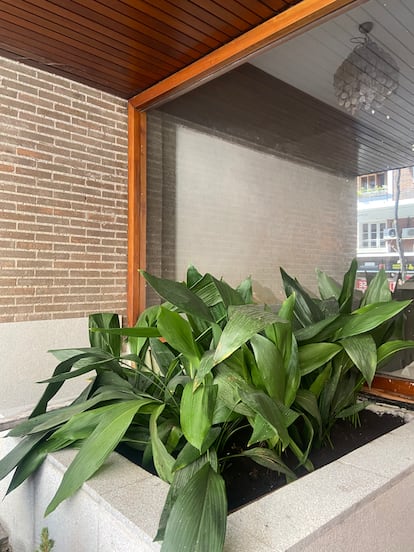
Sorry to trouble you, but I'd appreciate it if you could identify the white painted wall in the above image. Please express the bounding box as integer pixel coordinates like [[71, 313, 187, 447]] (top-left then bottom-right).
[[175, 126, 356, 305], [0, 318, 89, 417]]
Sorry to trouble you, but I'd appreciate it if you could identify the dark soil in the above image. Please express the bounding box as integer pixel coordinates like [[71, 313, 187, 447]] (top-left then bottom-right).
[[116, 409, 405, 513], [223, 409, 405, 512]]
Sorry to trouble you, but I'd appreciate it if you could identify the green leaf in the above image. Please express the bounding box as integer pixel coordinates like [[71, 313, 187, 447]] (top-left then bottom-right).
[[162, 463, 227, 552], [284, 336, 300, 407], [280, 267, 323, 326], [173, 428, 221, 472], [88, 313, 121, 356], [360, 269, 392, 307], [150, 404, 175, 483], [187, 265, 204, 287], [336, 401, 369, 419], [298, 343, 342, 375], [237, 276, 253, 304], [309, 363, 331, 398], [45, 399, 154, 515], [341, 335, 377, 386], [194, 351, 215, 388], [214, 305, 285, 365], [338, 258, 357, 313], [237, 448, 296, 479], [141, 271, 214, 322], [317, 269, 341, 301], [294, 389, 322, 435], [0, 432, 48, 482], [30, 351, 101, 417], [248, 413, 278, 446], [337, 300, 411, 339], [377, 340, 414, 369], [180, 383, 217, 451], [157, 307, 200, 366], [156, 454, 212, 543], [294, 315, 342, 343], [239, 390, 298, 449], [250, 334, 285, 402], [9, 389, 138, 437]]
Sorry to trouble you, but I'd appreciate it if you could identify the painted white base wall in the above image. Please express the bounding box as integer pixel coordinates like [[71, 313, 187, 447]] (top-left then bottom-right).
[[1, 408, 414, 552], [0, 318, 89, 418]]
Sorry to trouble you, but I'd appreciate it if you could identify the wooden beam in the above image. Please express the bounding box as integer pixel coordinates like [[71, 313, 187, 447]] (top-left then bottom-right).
[[129, 0, 361, 111], [127, 104, 147, 326]]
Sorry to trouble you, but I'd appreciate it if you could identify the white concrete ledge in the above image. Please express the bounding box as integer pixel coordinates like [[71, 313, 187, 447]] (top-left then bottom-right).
[[1, 408, 414, 551]]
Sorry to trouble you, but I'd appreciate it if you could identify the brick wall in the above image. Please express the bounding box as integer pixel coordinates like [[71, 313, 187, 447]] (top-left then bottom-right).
[[0, 56, 128, 323]]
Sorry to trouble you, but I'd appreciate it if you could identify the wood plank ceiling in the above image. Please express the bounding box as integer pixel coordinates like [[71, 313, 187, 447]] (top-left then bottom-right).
[[0, 0, 301, 99]]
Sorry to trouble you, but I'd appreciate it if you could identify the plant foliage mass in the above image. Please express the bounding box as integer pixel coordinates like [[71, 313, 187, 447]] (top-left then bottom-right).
[[1, 261, 413, 552]]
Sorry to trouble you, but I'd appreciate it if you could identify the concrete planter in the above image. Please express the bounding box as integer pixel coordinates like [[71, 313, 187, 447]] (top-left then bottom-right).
[[1, 406, 414, 552]]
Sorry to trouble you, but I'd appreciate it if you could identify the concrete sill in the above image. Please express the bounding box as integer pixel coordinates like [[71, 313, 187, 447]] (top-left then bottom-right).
[[1, 406, 414, 551]]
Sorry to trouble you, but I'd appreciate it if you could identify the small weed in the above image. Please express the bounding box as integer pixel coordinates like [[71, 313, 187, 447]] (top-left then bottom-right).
[[35, 528, 54, 552]]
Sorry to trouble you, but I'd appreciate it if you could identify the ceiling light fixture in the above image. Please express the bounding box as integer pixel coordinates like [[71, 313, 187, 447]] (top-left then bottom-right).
[[333, 22, 399, 115]]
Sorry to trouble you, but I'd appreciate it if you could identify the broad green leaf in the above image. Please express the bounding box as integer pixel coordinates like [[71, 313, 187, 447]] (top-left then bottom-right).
[[360, 269, 391, 307], [194, 351, 215, 388], [337, 300, 411, 339], [30, 350, 103, 417], [150, 404, 175, 483], [236, 448, 296, 479], [88, 313, 121, 356], [214, 305, 285, 365], [45, 399, 153, 515], [157, 307, 201, 370], [298, 343, 342, 375], [156, 453, 212, 543], [38, 356, 112, 384], [294, 389, 322, 434], [173, 428, 221, 472], [180, 382, 217, 451], [0, 432, 48, 482], [309, 363, 331, 398], [377, 340, 414, 369], [294, 315, 341, 343], [149, 337, 177, 376], [237, 276, 253, 304], [239, 390, 298, 449], [280, 267, 323, 326], [129, 304, 160, 356], [336, 401, 369, 419], [341, 335, 377, 385], [338, 258, 357, 313], [284, 336, 300, 408], [317, 269, 341, 301], [162, 463, 227, 552], [187, 265, 203, 288], [211, 275, 245, 307], [9, 389, 137, 437], [141, 270, 214, 322], [250, 334, 285, 402], [213, 366, 254, 418], [247, 413, 278, 446], [319, 363, 342, 424]]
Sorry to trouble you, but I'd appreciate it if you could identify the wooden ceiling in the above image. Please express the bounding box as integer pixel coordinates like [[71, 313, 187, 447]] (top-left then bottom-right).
[[0, 0, 301, 99]]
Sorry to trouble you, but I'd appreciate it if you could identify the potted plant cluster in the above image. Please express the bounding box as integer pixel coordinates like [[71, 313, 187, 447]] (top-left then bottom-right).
[[1, 259, 414, 552]]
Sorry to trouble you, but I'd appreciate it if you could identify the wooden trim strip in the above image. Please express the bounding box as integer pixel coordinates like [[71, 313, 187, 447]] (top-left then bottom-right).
[[369, 374, 414, 398], [129, 0, 361, 110], [127, 105, 147, 326]]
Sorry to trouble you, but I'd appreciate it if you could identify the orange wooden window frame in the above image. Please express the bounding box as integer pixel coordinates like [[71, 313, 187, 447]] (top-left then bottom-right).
[[126, 0, 363, 326]]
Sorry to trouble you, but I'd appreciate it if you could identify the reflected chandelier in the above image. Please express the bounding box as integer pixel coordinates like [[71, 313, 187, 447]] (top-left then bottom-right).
[[333, 22, 399, 115]]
